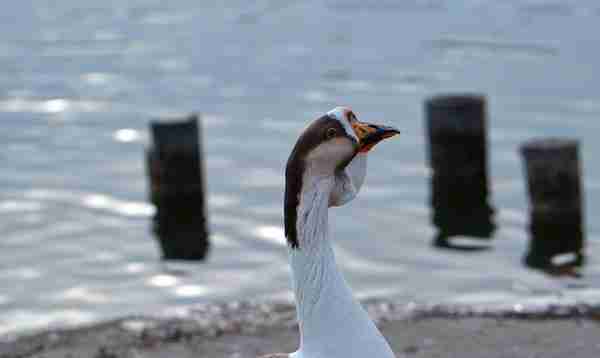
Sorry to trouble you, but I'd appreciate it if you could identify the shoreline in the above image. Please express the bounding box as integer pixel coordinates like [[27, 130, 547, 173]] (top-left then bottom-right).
[[2, 300, 599, 358]]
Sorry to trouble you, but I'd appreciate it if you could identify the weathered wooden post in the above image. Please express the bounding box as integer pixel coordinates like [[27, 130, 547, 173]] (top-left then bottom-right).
[[520, 138, 584, 270], [425, 94, 495, 249], [146, 114, 209, 260]]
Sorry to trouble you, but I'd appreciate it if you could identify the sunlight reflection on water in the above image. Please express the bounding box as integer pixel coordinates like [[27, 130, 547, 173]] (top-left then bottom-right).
[[173, 285, 208, 298], [0, 97, 107, 113], [147, 275, 179, 288], [252, 226, 286, 246]]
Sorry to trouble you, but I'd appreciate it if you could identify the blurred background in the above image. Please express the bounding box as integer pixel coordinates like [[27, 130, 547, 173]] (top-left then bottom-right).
[[1, 0, 599, 335]]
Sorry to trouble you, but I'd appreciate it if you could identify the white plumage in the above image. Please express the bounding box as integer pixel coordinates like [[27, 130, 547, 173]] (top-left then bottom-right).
[[263, 107, 399, 358]]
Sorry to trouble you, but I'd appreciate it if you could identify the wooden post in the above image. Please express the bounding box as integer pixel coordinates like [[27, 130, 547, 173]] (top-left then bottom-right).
[[146, 114, 209, 260], [520, 138, 584, 270], [425, 94, 495, 249]]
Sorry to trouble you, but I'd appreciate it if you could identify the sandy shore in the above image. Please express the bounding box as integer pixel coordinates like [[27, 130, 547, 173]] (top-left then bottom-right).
[[2, 301, 600, 358]]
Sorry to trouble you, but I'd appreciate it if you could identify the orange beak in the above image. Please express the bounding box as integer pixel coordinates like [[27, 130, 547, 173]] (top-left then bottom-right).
[[351, 121, 400, 152]]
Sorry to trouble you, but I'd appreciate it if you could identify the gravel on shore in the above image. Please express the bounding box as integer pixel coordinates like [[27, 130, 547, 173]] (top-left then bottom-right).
[[2, 300, 600, 358]]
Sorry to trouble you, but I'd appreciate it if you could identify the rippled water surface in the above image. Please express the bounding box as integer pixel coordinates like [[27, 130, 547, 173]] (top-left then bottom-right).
[[1, 0, 600, 335]]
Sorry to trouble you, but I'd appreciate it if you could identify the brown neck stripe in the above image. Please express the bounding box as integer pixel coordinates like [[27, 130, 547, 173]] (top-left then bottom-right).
[[284, 115, 347, 248]]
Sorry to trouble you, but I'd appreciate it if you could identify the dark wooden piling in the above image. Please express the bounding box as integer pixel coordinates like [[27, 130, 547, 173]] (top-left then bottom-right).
[[146, 114, 209, 260], [425, 94, 495, 249], [520, 138, 584, 270]]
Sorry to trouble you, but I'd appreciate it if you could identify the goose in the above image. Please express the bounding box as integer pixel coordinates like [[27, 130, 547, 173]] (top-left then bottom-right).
[[261, 107, 400, 358]]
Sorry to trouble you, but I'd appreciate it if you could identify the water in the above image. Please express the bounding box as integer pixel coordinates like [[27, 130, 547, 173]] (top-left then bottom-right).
[[1, 0, 600, 335]]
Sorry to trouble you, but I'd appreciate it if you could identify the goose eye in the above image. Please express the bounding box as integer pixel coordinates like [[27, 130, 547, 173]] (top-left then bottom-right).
[[326, 127, 337, 139], [347, 111, 356, 122]]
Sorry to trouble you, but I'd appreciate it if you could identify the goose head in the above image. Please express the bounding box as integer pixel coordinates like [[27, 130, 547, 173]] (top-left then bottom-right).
[[285, 106, 399, 248]]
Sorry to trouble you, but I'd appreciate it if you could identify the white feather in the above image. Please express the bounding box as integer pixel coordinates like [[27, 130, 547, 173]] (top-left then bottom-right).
[[330, 153, 367, 207], [290, 174, 395, 358], [327, 106, 358, 142]]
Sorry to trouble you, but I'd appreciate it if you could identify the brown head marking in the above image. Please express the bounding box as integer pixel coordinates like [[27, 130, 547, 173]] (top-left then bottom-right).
[[284, 115, 349, 249]]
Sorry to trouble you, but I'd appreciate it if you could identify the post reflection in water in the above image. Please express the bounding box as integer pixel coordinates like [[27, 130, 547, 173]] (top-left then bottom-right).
[[521, 139, 585, 276], [425, 95, 496, 250], [431, 174, 495, 251]]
